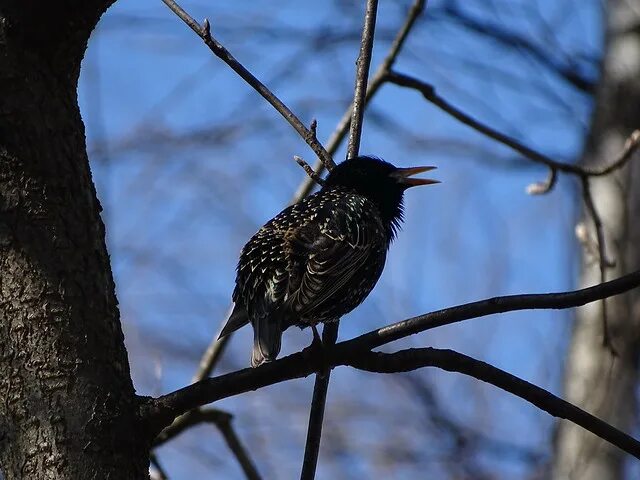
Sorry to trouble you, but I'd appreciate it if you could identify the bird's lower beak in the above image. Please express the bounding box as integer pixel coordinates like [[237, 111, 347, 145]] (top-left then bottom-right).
[[391, 166, 439, 187]]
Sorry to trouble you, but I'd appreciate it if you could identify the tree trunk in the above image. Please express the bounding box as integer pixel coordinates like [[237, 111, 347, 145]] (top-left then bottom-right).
[[0, 2, 150, 478], [552, 1, 640, 478]]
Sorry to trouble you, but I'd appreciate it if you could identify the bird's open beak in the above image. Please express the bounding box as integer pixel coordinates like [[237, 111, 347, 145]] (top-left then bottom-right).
[[391, 166, 439, 187]]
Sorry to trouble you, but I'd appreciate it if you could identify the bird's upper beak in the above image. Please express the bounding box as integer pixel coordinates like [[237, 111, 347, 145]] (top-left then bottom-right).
[[391, 166, 439, 187]]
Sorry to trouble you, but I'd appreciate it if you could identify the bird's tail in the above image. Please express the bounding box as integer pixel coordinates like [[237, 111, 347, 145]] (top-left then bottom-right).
[[251, 315, 282, 368], [219, 304, 250, 339]]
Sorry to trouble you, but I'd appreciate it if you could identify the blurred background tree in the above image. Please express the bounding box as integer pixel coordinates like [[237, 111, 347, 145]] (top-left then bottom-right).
[[75, 0, 638, 478]]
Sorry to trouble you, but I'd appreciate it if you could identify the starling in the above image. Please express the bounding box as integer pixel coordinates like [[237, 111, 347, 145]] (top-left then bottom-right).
[[220, 156, 438, 367]]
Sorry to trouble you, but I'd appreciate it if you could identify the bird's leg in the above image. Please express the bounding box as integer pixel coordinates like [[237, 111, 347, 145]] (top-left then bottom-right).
[[309, 323, 333, 377], [311, 324, 322, 348]]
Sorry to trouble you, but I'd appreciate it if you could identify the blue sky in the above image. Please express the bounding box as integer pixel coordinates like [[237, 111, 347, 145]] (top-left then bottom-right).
[[79, 0, 605, 477]]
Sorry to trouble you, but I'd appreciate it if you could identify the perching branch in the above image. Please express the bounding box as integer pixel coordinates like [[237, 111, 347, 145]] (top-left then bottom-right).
[[301, 1, 379, 477], [142, 270, 640, 458], [160, 0, 335, 171]]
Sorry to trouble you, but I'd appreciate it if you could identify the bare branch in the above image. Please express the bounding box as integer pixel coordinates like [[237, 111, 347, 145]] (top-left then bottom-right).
[[581, 177, 616, 354], [217, 417, 262, 480], [386, 66, 638, 353], [160, 0, 335, 170], [302, 1, 379, 478], [438, 3, 596, 93], [526, 168, 557, 195], [346, 0, 379, 160], [294, 0, 426, 200], [591, 129, 640, 176], [386, 71, 640, 180], [153, 408, 261, 480], [150, 453, 169, 480], [345, 348, 640, 459], [294, 155, 325, 187], [142, 270, 640, 455], [386, 70, 586, 175]]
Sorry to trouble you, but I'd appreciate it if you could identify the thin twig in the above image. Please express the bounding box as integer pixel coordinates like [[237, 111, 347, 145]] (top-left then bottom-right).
[[526, 167, 557, 195], [150, 453, 169, 480], [386, 71, 640, 178], [160, 0, 335, 171], [217, 416, 262, 480], [153, 408, 261, 480], [592, 129, 640, 176], [294, 156, 325, 186], [581, 177, 616, 355], [300, 326, 337, 480], [301, 1, 379, 478], [294, 0, 427, 200], [346, 0, 379, 159]]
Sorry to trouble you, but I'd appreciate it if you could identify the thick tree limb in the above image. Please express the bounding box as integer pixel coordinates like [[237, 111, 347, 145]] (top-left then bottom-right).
[[141, 338, 640, 461], [142, 270, 640, 457]]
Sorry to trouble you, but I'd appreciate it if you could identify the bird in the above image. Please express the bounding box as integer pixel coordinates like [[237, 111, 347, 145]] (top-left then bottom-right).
[[219, 155, 438, 367]]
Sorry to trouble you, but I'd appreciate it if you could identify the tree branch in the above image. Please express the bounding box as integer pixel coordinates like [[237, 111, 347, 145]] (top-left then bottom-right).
[[345, 0, 379, 160], [294, 0, 426, 200], [581, 176, 615, 353], [172, 0, 426, 384], [160, 0, 335, 171], [345, 348, 640, 459], [141, 270, 640, 456], [302, 1, 379, 477], [385, 69, 640, 350], [153, 408, 261, 480], [385, 71, 640, 178]]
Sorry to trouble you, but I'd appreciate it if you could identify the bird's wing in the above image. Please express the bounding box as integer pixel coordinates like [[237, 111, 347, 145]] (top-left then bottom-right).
[[287, 197, 386, 320]]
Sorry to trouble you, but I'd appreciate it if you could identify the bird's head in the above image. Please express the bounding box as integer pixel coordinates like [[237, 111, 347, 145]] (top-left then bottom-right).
[[322, 156, 438, 239]]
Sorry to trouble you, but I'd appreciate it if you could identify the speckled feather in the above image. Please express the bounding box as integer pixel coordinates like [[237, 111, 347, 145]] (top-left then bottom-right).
[[220, 156, 436, 367], [233, 187, 388, 333]]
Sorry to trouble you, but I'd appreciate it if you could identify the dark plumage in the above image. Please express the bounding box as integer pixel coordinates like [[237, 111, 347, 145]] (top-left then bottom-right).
[[220, 156, 438, 367]]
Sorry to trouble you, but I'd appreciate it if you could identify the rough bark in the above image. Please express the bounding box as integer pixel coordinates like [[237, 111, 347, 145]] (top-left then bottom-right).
[[0, 1, 150, 479], [553, 1, 640, 478]]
